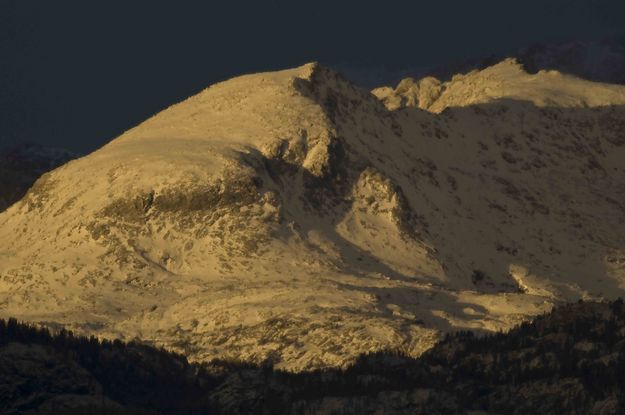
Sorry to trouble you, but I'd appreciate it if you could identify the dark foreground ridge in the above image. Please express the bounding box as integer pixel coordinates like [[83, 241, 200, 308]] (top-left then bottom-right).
[[2, 299, 625, 414]]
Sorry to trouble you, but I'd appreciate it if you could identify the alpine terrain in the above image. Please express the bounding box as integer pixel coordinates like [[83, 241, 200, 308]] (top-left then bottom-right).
[[2, 60, 625, 371]]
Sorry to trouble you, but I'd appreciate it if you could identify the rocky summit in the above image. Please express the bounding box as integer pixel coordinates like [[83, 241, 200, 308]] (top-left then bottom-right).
[[2, 61, 625, 371]]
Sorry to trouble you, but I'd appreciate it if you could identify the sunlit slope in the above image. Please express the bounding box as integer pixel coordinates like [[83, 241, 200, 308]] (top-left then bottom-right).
[[1, 61, 625, 370], [373, 58, 625, 111]]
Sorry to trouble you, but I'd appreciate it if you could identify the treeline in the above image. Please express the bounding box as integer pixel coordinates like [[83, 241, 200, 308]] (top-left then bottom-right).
[[2, 299, 625, 414], [277, 299, 625, 414], [0, 318, 218, 414]]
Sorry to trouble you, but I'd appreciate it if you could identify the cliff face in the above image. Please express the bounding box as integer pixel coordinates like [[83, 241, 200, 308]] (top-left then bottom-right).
[[1, 61, 625, 370]]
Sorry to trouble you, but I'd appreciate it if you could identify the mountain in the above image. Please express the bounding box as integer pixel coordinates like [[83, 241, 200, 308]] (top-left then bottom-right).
[[3, 299, 625, 414], [1, 61, 625, 371], [372, 58, 625, 111], [0, 143, 76, 212], [430, 38, 625, 86], [517, 38, 625, 85]]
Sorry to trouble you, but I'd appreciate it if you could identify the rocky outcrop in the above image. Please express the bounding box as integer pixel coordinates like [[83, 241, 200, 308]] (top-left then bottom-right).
[[375, 58, 625, 112], [372, 76, 443, 110]]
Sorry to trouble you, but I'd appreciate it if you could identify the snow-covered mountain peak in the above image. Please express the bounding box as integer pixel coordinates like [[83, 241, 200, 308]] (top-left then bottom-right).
[[374, 57, 625, 112], [2, 61, 625, 371]]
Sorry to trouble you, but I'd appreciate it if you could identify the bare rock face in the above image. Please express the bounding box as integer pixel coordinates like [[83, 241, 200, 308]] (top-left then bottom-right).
[[2, 61, 625, 371], [372, 76, 443, 110]]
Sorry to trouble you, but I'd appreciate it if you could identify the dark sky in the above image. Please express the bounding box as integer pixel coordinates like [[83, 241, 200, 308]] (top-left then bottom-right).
[[2, 0, 624, 154]]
